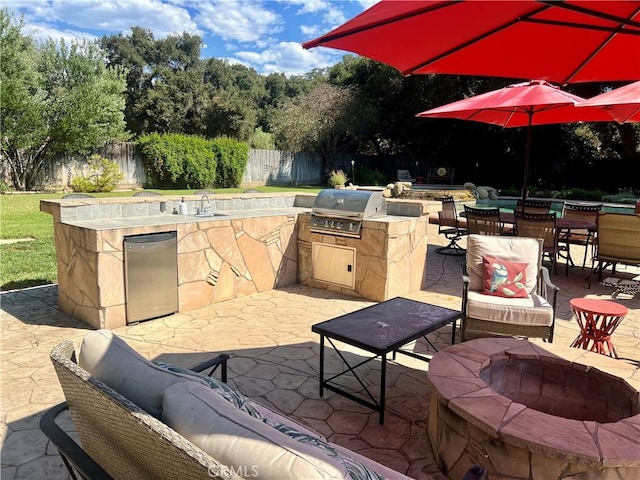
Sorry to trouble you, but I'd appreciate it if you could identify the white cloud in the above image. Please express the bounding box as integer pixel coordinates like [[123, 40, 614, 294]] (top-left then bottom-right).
[[23, 22, 98, 45], [234, 41, 341, 76], [194, 0, 282, 43], [21, 0, 200, 38], [357, 0, 378, 10]]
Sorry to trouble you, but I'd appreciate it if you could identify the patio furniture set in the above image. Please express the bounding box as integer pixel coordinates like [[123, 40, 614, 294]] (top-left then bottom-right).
[[41, 232, 631, 479]]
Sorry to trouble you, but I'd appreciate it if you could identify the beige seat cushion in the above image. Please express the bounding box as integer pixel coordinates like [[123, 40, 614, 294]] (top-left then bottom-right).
[[466, 291, 553, 326], [164, 382, 365, 479], [467, 235, 541, 294], [78, 330, 209, 417]]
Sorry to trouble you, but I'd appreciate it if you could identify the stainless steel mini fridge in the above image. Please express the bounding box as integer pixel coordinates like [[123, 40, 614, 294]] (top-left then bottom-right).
[[124, 232, 178, 323]]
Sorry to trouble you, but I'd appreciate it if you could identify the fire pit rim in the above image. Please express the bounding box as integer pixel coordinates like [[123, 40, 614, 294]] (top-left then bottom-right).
[[426, 338, 640, 467]]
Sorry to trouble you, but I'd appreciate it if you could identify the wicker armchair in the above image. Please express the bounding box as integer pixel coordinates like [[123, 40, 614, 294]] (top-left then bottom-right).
[[461, 235, 559, 342], [41, 341, 236, 480]]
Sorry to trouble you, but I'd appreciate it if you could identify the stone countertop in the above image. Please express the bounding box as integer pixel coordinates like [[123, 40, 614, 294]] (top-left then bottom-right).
[[64, 209, 425, 231], [62, 207, 312, 231]]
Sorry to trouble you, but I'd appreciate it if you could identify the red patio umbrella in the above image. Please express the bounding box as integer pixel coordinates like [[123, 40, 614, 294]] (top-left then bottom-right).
[[415, 80, 615, 203], [577, 81, 640, 123], [302, 0, 640, 84]]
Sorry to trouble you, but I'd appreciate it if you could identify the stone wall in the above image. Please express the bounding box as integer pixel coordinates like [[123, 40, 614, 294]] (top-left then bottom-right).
[[296, 212, 428, 301]]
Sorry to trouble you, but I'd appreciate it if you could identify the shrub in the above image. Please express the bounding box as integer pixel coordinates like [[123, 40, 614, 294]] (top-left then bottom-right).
[[248, 127, 276, 150], [70, 154, 124, 193], [354, 166, 386, 186], [328, 169, 348, 187], [0, 180, 9, 194], [137, 133, 216, 189], [212, 137, 249, 188]]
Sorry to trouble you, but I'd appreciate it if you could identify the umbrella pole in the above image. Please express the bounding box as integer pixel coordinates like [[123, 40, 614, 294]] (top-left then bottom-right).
[[521, 113, 533, 210]]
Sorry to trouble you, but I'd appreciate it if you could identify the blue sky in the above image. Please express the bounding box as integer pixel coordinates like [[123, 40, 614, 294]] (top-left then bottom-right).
[[7, 0, 375, 76]]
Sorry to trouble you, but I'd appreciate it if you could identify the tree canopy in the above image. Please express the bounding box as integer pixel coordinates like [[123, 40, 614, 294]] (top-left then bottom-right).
[[1, 9, 128, 190], [1, 14, 637, 192]]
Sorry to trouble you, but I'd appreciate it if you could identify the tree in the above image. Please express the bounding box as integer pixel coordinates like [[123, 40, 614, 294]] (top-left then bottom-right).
[[1, 10, 128, 190], [101, 28, 212, 136], [270, 83, 356, 173]]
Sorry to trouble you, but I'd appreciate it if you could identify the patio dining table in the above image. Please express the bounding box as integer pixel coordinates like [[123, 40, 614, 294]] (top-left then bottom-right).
[[497, 213, 595, 231], [500, 213, 596, 273]]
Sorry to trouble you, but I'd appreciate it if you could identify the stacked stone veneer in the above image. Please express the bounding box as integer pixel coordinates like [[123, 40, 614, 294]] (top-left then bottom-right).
[[297, 200, 428, 301], [41, 193, 313, 329], [427, 338, 640, 480]]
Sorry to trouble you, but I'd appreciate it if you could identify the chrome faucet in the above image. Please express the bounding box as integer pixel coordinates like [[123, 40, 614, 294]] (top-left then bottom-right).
[[200, 194, 210, 214]]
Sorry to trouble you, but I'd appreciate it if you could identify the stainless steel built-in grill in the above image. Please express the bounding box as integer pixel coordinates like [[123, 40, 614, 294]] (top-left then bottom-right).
[[310, 189, 387, 238]]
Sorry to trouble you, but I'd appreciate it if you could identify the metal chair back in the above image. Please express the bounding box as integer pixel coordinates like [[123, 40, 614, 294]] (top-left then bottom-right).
[[560, 202, 602, 269], [464, 206, 502, 235], [514, 211, 559, 273], [516, 198, 552, 214]]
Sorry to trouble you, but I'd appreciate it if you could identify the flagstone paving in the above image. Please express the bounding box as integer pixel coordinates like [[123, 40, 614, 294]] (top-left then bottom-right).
[[1, 223, 639, 479]]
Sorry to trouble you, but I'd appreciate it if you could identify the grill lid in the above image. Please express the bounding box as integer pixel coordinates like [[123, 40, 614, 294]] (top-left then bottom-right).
[[312, 189, 387, 219]]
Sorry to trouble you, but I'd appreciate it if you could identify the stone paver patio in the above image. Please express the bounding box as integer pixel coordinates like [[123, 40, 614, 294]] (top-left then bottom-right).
[[1, 222, 639, 479]]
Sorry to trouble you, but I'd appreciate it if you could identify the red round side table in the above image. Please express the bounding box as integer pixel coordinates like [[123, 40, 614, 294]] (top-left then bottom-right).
[[569, 298, 628, 358]]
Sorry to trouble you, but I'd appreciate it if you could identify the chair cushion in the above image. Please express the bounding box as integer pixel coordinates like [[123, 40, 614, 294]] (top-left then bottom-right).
[[466, 291, 553, 326], [467, 235, 540, 294], [163, 382, 386, 480], [78, 330, 209, 417], [482, 256, 528, 298], [153, 361, 326, 442]]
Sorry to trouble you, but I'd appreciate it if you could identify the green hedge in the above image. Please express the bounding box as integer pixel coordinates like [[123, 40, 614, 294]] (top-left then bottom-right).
[[137, 133, 216, 188], [212, 137, 249, 188], [137, 133, 248, 189]]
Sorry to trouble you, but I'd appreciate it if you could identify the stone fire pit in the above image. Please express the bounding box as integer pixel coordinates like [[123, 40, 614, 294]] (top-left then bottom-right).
[[427, 338, 640, 480]]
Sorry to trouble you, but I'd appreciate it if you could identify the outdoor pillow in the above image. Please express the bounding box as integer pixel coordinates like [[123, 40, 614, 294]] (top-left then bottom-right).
[[153, 360, 326, 442], [163, 382, 387, 480], [78, 330, 210, 418], [482, 255, 529, 298], [467, 235, 540, 294]]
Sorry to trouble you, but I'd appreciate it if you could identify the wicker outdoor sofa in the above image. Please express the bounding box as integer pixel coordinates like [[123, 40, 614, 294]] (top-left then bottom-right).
[[41, 330, 420, 480]]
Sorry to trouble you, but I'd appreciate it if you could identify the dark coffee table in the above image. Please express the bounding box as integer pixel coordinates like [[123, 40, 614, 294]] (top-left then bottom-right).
[[312, 297, 461, 424]]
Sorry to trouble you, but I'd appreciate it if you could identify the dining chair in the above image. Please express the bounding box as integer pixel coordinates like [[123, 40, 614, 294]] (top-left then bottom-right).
[[397, 169, 416, 182], [436, 196, 467, 255], [514, 211, 564, 274], [588, 212, 640, 288], [516, 198, 552, 214], [463, 205, 503, 235], [558, 202, 602, 269]]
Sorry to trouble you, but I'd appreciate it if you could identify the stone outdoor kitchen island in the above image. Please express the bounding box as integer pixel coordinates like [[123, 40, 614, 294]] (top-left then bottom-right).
[[41, 192, 430, 329]]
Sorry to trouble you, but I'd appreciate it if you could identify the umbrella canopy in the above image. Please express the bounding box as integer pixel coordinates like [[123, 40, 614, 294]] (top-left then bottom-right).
[[415, 80, 615, 202], [577, 81, 640, 123], [303, 0, 640, 84]]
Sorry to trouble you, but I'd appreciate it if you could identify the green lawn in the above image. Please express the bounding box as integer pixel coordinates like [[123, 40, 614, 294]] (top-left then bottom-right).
[[0, 187, 321, 291]]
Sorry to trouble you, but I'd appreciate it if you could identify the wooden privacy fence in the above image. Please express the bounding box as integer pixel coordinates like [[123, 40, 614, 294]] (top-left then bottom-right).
[[2, 143, 421, 189]]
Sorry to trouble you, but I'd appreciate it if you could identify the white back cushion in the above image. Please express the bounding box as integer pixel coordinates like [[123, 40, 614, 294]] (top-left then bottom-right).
[[163, 382, 346, 479], [466, 234, 541, 294], [78, 330, 206, 417]]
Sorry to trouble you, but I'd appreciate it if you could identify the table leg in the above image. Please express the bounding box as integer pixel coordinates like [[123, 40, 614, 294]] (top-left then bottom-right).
[[379, 353, 386, 425], [451, 317, 457, 345], [319, 334, 325, 397]]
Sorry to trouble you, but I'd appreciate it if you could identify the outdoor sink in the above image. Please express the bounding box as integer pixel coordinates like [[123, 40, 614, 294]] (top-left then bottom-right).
[[191, 212, 224, 218]]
